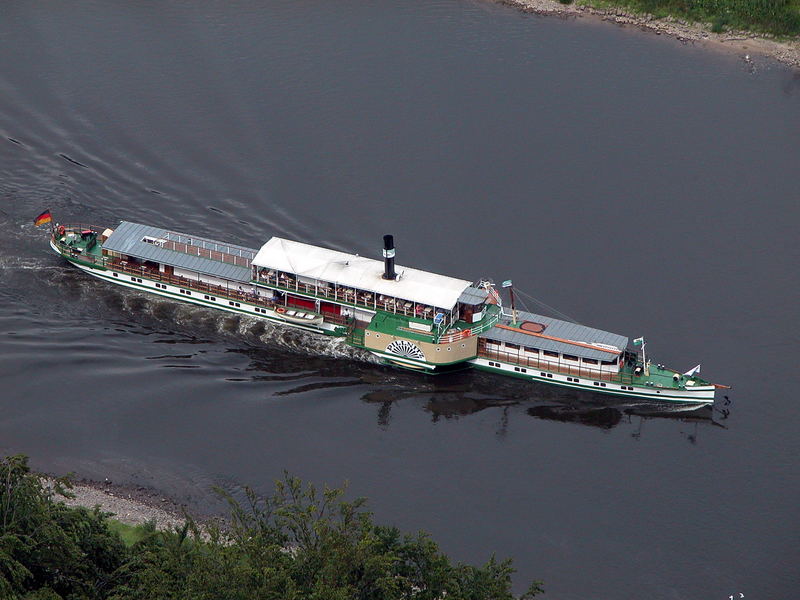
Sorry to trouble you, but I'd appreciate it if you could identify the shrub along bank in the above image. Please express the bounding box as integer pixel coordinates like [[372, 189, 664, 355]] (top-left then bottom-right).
[[0, 455, 543, 600], [563, 0, 800, 36]]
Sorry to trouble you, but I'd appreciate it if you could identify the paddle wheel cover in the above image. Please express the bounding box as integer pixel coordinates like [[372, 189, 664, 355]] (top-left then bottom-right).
[[385, 339, 425, 360]]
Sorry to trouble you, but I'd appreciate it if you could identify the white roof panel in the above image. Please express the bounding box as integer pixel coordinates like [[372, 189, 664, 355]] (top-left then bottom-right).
[[252, 237, 471, 309]]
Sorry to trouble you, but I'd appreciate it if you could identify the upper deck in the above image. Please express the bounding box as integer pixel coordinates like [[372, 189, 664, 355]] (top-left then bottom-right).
[[103, 221, 255, 282]]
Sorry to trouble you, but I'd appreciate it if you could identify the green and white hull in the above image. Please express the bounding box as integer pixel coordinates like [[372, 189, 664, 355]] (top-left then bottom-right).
[[47, 221, 725, 405]]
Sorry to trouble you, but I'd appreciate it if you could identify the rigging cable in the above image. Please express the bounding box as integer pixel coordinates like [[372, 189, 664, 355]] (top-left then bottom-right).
[[512, 287, 581, 324]]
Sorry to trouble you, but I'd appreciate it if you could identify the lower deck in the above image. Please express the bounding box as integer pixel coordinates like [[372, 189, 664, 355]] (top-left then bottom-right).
[[472, 351, 715, 403]]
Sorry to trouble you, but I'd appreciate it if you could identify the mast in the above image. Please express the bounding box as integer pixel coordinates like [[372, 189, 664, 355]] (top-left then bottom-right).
[[502, 279, 516, 324]]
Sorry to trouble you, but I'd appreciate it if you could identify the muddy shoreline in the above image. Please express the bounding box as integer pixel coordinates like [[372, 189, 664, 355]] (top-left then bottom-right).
[[498, 0, 800, 69]]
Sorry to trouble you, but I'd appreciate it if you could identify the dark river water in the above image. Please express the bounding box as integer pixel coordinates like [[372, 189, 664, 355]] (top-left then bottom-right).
[[2, 1, 799, 598]]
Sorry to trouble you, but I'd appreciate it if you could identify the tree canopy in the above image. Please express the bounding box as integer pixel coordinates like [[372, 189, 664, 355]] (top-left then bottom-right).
[[0, 455, 543, 600]]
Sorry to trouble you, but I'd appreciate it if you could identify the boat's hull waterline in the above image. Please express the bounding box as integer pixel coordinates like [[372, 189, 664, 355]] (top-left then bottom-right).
[[48, 223, 721, 404]]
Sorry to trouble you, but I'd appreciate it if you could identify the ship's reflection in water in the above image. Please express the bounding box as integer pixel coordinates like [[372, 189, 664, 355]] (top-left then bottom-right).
[[232, 346, 728, 443]]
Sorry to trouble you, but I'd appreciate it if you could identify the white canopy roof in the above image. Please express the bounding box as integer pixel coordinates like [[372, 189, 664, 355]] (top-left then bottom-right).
[[252, 237, 472, 310]]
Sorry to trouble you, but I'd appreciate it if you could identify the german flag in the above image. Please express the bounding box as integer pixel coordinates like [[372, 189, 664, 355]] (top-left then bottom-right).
[[34, 209, 52, 227]]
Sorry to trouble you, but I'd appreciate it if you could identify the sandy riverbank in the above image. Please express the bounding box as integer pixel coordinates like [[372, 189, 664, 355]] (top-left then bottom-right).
[[498, 0, 800, 69]]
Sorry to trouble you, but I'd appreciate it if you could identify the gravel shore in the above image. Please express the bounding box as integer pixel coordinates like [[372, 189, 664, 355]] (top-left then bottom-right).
[[498, 0, 800, 69], [46, 477, 191, 531]]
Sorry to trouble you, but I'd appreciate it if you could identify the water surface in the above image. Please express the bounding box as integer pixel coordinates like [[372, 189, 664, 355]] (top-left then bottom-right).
[[1, 2, 798, 599]]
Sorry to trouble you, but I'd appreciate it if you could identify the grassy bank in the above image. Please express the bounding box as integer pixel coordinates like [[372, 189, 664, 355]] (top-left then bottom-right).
[[105, 519, 154, 547], [564, 0, 800, 37]]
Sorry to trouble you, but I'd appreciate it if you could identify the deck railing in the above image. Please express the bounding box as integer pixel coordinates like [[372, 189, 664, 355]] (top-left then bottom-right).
[[53, 230, 350, 327], [435, 309, 501, 344], [255, 272, 440, 320], [477, 346, 636, 384]]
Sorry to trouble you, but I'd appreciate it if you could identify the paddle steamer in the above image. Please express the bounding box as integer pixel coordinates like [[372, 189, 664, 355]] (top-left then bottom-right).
[[48, 220, 723, 404]]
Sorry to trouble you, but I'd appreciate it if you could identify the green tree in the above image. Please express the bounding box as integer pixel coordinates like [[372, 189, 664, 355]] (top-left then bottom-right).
[[1, 457, 543, 599], [0, 455, 126, 600]]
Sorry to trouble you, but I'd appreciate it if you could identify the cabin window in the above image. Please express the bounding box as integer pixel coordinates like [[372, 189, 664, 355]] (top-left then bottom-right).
[[543, 350, 559, 358], [563, 354, 578, 362], [524, 347, 538, 354], [601, 357, 619, 365], [505, 343, 520, 350], [583, 358, 598, 365]]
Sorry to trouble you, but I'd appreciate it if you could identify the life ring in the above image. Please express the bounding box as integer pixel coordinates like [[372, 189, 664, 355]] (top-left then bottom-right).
[[57, 225, 65, 236], [276, 307, 286, 314]]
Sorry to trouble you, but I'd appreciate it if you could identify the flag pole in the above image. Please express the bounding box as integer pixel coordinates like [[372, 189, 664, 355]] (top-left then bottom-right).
[[501, 280, 516, 324], [642, 340, 648, 376], [509, 284, 517, 325]]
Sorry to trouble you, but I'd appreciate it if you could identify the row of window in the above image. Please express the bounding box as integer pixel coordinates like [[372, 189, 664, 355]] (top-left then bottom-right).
[[254, 307, 268, 314], [114, 275, 259, 314], [490, 341, 618, 366], [488, 361, 639, 390]]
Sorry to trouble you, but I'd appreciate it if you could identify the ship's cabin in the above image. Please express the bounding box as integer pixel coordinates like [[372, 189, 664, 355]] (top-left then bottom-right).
[[477, 309, 629, 378], [249, 236, 490, 332]]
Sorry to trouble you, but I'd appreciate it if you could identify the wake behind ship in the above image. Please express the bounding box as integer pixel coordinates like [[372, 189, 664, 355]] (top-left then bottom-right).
[[47, 219, 723, 404]]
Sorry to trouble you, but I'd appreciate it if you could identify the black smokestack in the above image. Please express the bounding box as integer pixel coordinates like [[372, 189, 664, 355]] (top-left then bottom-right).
[[382, 234, 396, 280]]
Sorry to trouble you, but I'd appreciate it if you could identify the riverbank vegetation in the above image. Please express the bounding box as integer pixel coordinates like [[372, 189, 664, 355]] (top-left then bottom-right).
[[0, 455, 543, 599], [562, 0, 800, 36]]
